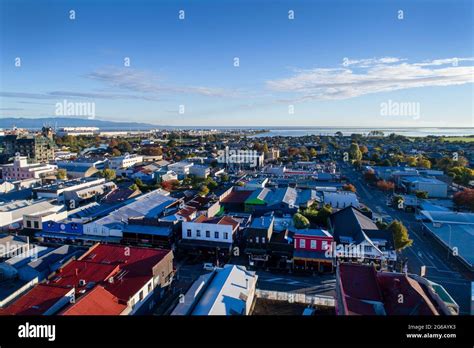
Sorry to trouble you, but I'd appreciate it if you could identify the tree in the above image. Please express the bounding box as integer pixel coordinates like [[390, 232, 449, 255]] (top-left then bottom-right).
[[302, 208, 319, 223], [56, 169, 67, 180], [161, 180, 180, 192], [220, 174, 229, 182], [380, 159, 392, 167], [349, 143, 362, 162], [407, 156, 418, 167], [377, 180, 395, 191], [453, 189, 474, 211], [118, 140, 132, 153], [101, 169, 116, 181], [141, 146, 163, 156], [388, 220, 413, 250], [199, 185, 210, 196], [359, 145, 368, 154], [134, 178, 144, 187], [415, 190, 429, 199], [343, 184, 356, 193], [448, 166, 474, 186], [364, 169, 377, 182], [417, 158, 431, 169], [112, 148, 121, 156], [316, 204, 332, 227], [293, 213, 310, 229]]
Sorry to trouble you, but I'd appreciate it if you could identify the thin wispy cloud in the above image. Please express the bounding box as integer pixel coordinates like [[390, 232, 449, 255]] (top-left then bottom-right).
[[0, 91, 160, 101], [266, 57, 474, 101], [86, 67, 238, 98]]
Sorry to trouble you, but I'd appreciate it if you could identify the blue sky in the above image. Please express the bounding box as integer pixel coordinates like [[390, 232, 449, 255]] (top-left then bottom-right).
[[0, 0, 473, 127]]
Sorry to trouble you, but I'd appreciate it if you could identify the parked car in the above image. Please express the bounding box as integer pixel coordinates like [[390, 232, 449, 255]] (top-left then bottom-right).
[[203, 263, 215, 271]]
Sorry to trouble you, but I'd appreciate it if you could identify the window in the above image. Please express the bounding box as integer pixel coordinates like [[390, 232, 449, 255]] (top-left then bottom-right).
[[310, 240, 317, 249], [214, 231, 219, 239], [196, 230, 201, 237], [261, 237, 265, 244], [322, 241, 329, 250], [224, 232, 229, 240], [206, 230, 210, 238], [255, 236, 259, 243], [139, 290, 144, 302], [299, 239, 306, 248], [26, 221, 31, 228], [187, 229, 192, 237], [148, 283, 152, 293], [364, 245, 372, 253]]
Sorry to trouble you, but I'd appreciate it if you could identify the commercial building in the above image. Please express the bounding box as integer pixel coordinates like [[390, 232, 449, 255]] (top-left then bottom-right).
[[420, 210, 474, 271], [0, 156, 57, 180], [108, 154, 143, 170], [83, 189, 176, 238], [171, 265, 257, 315], [328, 206, 397, 264], [180, 215, 241, 255], [401, 176, 448, 198], [56, 127, 99, 137], [1, 127, 55, 163], [56, 158, 107, 178], [0, 199, 64, 230], [335, 263, 459, 315], [293, 229, 333, 273], [1, 243, 174, 315]]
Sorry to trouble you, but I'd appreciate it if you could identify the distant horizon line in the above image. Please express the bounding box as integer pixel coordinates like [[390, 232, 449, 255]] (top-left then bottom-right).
[[1, 117, 473, 130]]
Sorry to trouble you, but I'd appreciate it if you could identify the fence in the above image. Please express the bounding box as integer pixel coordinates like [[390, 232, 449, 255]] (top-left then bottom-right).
[[255, 289, 335, 307]]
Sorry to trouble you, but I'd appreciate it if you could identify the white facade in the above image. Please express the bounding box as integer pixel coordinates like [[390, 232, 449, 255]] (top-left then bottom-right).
[[168, 161, 194, 175], [0, 199, 64, 229], [57, 127, 99, 137], [189, 165, 210, 179], [35, 178, 107, 201], [23, 208, 67, 230], [182, 220, 235, 244], [109, 154, 143, 169], [1, 156, 57, 181]]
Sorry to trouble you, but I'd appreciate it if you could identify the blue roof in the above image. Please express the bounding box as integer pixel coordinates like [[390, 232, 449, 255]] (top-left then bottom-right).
[[402, 176, 445, 184], [123, 224, 172, 236], [292, 228, 332, 237], [250, 216, 274, 229]]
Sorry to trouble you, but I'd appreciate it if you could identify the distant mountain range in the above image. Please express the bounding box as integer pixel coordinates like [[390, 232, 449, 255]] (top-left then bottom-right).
[[0, 117, 158, 130]]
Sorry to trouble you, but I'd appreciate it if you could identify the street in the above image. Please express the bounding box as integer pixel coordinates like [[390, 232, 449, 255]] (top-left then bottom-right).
[[341, 163, 472, 314]]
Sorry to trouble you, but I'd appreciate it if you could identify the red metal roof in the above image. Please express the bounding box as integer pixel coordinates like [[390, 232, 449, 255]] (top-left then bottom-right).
[[221, 190, 253, 204], [79, 244, 172, 302], [0, 284, 71, 315], [2, 243, 172, 315], [338, 263, 439, 315], [50, 260, 119, 289], [61, 286, 126, 315]]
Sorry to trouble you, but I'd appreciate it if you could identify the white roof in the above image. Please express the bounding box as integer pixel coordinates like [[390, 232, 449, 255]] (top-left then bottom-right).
[[192, 265, 257, 315]]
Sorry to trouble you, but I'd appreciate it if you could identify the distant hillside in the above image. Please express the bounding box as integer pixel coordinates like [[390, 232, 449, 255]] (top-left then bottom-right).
[[0, 117, 158, 130]]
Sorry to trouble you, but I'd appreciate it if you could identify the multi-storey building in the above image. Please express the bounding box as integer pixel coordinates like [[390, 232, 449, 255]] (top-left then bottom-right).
[[2, 127, 56, 163]]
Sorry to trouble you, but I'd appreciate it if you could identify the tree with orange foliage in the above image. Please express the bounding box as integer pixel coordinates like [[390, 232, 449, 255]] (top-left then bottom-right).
[[453, 189, 474, 212], [377, 180, 395, 191]]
